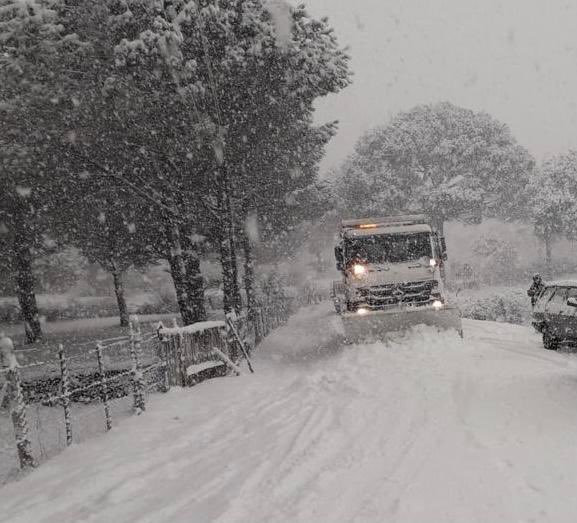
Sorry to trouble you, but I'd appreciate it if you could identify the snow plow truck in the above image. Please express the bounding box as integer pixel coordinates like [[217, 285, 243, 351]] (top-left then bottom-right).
[[332, 215, 462, 341]]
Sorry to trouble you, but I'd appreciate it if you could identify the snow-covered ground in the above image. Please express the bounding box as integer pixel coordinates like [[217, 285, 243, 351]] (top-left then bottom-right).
[[1, 304, 576, 522]]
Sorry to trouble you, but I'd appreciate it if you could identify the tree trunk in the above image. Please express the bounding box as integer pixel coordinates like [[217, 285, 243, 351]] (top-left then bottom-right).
[[227, 210, 242, 315], [14, 240, 42, 344], [240, 229, 257, 328], [217, 178, 242, 315], [166, 223, 195, 326], [218, 226, 237, 315], [181, 227, 206, 323], [111, 267, 129, 327]]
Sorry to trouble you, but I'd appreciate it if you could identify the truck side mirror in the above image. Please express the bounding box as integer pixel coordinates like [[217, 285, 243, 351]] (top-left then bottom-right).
[[334, 246, 344, 271]]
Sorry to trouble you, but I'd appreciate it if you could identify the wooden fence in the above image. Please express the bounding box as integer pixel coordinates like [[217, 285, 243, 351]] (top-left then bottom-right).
[[0, 317, 168, 473], [0, 298, 295, 478], [157, 300, 291, 387]]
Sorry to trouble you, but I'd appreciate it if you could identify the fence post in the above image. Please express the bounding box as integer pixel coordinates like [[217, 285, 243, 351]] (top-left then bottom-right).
[[57, 344, 73, 446], [95, 342, 112, 431], [254, 307, 263, 345], [129, 316, 146, 414], [156, 323, 171, 393], [1, 335, 36, 469], [173, 318, 187, 387], [225, 312, 239, 362], [262, 307, 269, 337], [225, 316, 254, 373]]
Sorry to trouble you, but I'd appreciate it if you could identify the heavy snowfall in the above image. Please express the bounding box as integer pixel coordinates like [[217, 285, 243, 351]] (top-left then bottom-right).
[[2, 0, 577, 522]]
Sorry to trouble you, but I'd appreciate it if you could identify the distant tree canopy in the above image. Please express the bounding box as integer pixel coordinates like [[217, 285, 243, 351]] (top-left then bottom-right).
[[527, 151, 577, 276], [334, 102, 534, 233]]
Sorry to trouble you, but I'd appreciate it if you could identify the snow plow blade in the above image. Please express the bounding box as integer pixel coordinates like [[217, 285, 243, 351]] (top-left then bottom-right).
[[341, 306, 463, 343]]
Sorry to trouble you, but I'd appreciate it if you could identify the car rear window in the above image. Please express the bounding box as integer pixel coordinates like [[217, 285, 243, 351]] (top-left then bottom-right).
[[549, 287, 568, 305], [537, 287, 555, 304]]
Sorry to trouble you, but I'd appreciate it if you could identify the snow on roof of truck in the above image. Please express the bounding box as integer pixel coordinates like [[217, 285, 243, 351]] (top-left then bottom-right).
[[345, 223, 432, 237], [546, 280, 577, 288], [342, 215, 428, 230]]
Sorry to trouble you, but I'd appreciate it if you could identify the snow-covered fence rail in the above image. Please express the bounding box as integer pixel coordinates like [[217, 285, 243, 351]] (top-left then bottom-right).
[[0, 317, 170, 482], [157, 320, 231, 387]]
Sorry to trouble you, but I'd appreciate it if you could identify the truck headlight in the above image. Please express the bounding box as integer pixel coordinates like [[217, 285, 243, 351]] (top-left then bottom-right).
[[352, 264, 366, 276], [429, 258, 437, 267], [357, 307, 369, 315], [432, 300, 443, 310]]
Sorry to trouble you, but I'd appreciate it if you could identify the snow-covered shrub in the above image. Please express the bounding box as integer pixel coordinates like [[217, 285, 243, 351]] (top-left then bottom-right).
[[454, 287, 530, 325]]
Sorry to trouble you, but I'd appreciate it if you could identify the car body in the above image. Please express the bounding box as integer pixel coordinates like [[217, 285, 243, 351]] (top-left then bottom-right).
[[532, 280, 577, 350]]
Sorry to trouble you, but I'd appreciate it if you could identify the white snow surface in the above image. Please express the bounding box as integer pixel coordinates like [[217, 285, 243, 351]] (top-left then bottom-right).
[[1, 304, 577, 522]]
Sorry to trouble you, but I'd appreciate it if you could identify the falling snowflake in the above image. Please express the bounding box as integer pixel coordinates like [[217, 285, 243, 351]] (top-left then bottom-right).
[[212, 142, 224, 166], [289, 167, 302, 179], [43, 237, 57, 249], [245, 214, 260, 244], [16, 186, 31, 197], [65, 131, 77, 144], [189, 234, 206, 244]]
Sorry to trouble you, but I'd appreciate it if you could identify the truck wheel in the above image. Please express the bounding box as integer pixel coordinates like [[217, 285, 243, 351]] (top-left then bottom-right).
[[543, 329, 559, 351]]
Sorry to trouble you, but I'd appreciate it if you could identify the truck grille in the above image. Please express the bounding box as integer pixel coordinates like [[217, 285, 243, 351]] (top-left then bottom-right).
[[358, 280, 438, 309]]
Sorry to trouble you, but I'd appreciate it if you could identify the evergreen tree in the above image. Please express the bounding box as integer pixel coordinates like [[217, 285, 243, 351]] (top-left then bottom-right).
[[0, 0, 86, 341]]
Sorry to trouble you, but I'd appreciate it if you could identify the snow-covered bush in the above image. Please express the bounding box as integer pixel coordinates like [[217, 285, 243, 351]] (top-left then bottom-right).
[[454, 287, 530, 325]]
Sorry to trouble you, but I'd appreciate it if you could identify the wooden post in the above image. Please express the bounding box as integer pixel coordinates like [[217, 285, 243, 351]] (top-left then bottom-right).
[[129, 316, 146, 414], [173, 318, 187, 387], [225, 316, 254, 373], [253, 307, 262, 345], [1, 335, 36, 469], [95, 342, 112, 431], [156, 323, 171, 393], [58, 344, 73, 446]]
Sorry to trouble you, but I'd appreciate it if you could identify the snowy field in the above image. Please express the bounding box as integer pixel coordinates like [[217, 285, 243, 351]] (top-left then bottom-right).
[[1, 304, 576, 522]]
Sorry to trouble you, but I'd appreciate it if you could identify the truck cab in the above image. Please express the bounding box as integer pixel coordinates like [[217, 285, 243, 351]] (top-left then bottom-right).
[[334, 215, 448, 314]]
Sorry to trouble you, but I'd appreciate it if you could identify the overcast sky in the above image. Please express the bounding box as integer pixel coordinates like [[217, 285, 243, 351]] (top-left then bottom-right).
[[297, 0, 577, 173]]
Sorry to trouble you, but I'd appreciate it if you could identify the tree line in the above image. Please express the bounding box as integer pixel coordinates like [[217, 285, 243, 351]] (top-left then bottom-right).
[[0, 0, 351, 342]]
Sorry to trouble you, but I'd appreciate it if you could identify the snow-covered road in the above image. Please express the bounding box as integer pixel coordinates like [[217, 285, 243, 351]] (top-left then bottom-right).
[[1, 304, 577, 522]]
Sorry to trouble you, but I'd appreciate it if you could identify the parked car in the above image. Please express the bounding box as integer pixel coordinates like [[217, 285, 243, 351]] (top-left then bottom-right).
[[532, 281, 577, 350]]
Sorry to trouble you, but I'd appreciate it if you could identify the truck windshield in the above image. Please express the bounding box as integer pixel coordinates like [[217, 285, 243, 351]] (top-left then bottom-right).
[[345, 233, 432, 264]]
